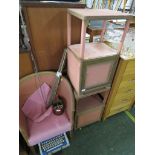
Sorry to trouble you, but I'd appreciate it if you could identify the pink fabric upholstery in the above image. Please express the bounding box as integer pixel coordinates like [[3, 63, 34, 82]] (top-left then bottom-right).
[[19, 72, 74, 146], [27, 111, 71, 146], [22, 83, 52, 123]]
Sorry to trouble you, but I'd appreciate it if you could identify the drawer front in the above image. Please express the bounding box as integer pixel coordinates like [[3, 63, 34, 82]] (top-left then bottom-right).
[[119, 80, 135, 89], [126, 60, 135, 69], [108, 105, 130, 117], [124, 61, 135, 75], [111, 96, 133, 109], [122, 74, 135, 81], [114, 92, 134, 102], [117, 87, 135, 94]]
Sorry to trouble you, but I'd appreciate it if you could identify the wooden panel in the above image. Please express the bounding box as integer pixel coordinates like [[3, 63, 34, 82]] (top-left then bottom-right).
[[103, 57, 135, 119], [19, 52, 33, 78], [104, 91, 134, 115], [24, 6, 84, 71], [21, 1, 85, 8], [119, 80, 135, 89], [124, 59, 135, 75], [124, 67, 135, 75], [126, 60, 135, 68], [114, 92, 134, 102], [110, 101, 131, 111], [77, 107, 102, 128], [121, 73, 135, 81], [117, 87, 135, 94], [107, 105, 130, 117]]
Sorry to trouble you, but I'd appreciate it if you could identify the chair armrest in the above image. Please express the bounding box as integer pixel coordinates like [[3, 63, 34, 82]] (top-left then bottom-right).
[[59, 78, 75, 128]]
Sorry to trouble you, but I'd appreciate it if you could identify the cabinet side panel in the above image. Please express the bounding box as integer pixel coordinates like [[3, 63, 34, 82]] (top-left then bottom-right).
[[25, 7, 82, 71], [85, 62, 112, 88], [67, 49, 81, 94]]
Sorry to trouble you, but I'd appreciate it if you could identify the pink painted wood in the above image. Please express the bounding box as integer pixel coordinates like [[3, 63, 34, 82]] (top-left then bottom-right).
[[67, 13, 71, 46], [80, 20, 87, 59], [100, 20, 106, 42], [118, 20, 131, 53]]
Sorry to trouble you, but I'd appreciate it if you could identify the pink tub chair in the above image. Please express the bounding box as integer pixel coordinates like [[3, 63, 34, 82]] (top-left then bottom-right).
[[19, 71, 75, 154]]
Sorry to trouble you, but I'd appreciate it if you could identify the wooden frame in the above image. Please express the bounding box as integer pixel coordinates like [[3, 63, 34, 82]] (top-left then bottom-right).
[[74, 94, 104, 129], [74, 89, 110, 129], [67, 9, 134, 56], [21, 1, 85, 71], [103, 57, 135, 119], [67, 9, 134, 98], [80, 55, 119, 95]]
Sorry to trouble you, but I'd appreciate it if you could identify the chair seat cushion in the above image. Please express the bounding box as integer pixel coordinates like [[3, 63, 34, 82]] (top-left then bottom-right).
[[22, 83, 52, 123], [27, 111, 71, 146]]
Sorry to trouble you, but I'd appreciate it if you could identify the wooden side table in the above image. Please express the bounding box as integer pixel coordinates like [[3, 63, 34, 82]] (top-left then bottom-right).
[[67, 9, 134, 96]]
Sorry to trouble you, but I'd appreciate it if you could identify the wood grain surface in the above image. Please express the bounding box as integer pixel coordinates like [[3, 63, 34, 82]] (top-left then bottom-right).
[[23, 4, 85, 71], [19, 52, 33, 78]]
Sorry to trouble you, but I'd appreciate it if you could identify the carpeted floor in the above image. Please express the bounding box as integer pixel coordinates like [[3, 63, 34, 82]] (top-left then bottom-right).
[[59, 110, 135, 155]]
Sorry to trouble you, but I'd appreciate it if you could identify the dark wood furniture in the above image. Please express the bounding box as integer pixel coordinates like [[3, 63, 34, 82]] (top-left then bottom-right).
[[21, 1, 85, 71], [19, 51, 33, 78]]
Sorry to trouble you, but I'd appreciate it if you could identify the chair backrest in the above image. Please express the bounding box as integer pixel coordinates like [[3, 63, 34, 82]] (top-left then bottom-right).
[[19, 72, 75, 140]]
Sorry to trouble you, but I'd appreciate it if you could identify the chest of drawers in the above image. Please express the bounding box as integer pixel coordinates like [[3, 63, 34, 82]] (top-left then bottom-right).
[[103, 56, 135, 119]]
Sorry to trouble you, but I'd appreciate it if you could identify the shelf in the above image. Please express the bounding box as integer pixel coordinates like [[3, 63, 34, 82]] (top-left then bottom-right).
[[76, 95, 104, 114], [68, 42, 118, 60], [68, 9, 135, 21]]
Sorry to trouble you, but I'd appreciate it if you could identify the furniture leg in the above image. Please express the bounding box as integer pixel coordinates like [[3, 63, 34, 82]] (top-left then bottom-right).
[[89, 31, 94, 42], [67, 13, 71, 46], [80, 20, 87, 58], [100, 20, 106, 42], [118, 20, 130, 53], [69, 130, 73, 139]]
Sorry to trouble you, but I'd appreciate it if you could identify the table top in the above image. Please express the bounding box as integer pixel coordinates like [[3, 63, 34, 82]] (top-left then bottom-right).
[[68, 9, 135, 20], [68, 42, 118, 60]]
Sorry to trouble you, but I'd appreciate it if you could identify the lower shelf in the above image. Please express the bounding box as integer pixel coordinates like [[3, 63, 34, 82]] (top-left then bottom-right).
[[75, 95, 104, 129]]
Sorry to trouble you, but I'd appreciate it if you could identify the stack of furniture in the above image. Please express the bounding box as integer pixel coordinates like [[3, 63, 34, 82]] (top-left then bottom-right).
[[66, 8, 134, 128]]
